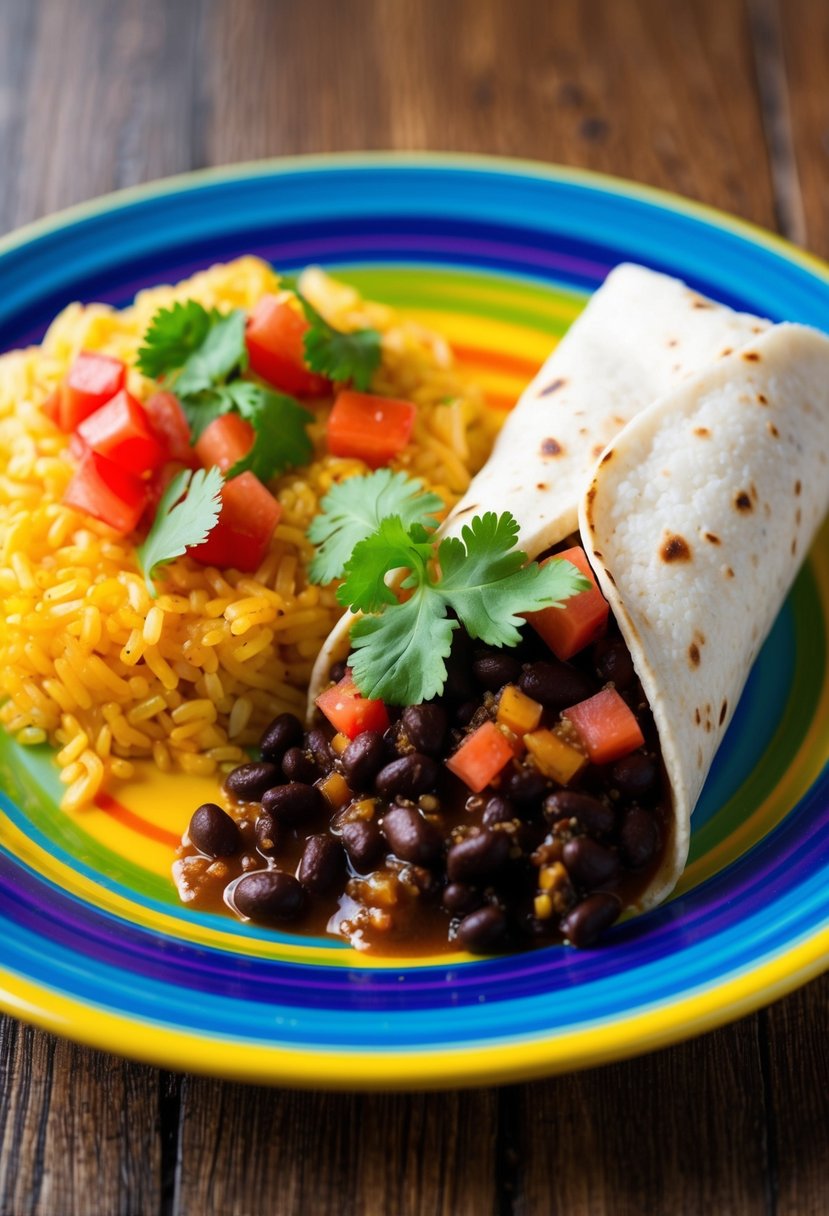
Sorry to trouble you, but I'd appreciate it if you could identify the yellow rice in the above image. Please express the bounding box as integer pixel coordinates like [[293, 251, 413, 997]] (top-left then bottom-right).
[[0, 258, 493, 810]]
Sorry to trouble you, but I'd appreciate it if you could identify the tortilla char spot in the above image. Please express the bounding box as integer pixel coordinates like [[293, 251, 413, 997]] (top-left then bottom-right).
[[751, 324, 765, 333], [541, 437, 564, 457], [591, 444, 606, 459], [691, 297, 713, 310], [795, 480, 802, 496], [703, 531, 721, 545], [600, 449, 614, 465], [791, 537, 798, 555], [719, 699, 728, 725], [586, 485, 597, 508], [742, 350, 761, 362], [611, 415, 627, 427], [688, 642, 701, 668], [796, 507, 802, 526], [734, 491, 753, 513], [757, 393, 768, 405], [592, 550, 603, 559], [579, 427, 588, 436], [671, 363, 682, 373], [454, 503, 477, 517], [705, 720, 712, 733], [694, 707, 701, 725], [539, 377, 567, 397], [768, 422, 780, 438], [668, 338, 679, 347], [697, 746, 704, 767], [724, 566, 735, 579], [693, 427, 711, 438], [604, 569, 617, 587], [660, 534, 692, 562], [720, 347, 734, 358], [536, 482, 548, 491]]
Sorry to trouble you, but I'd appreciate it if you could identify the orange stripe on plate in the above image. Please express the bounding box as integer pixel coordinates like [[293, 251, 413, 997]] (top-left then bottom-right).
[[452, 343, 542, 379], [94, 791, 181, 849]]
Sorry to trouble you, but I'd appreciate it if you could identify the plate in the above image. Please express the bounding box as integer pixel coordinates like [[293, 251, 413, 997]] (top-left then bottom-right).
[[1, 154, 828, 1089]]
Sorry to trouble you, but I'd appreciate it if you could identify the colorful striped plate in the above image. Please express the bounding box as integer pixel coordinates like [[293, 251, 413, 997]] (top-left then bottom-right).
[[0, 155, 827, 1088]]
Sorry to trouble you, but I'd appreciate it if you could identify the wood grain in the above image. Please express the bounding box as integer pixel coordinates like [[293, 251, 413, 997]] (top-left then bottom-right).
[[0, 0, 826, 1213]]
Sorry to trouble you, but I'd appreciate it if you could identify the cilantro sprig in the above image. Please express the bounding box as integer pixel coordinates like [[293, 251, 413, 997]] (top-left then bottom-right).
[[136, 467, 224, 596], [136, 300, 313, 483], [296, 291, 382, 391], [307, 473, 592, 705], [307, 469, 443, 585]]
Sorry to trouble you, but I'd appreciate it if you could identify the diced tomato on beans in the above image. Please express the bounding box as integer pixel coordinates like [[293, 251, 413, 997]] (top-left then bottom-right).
[[194, 413, 255, 473], [246, 295, 330, 397], [59, 351, 126, 431], [63, 448, 149, 535], [315, 674, 390, 739], [188, 471, 281, 572], [326, 391, 416, 467], [526, 546, 609, 660], [563, 688, 645, 765], [446, 721, 515, 792], [76, 390, 164, 477], [143, 391, 197, 466]]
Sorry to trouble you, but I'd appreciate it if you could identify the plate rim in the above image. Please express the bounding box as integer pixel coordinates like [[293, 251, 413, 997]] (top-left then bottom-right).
[[1, 150, 828, 1088]]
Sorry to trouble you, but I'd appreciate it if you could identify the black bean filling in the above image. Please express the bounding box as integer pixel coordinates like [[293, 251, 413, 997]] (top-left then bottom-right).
[[174, 611, 670, 956]]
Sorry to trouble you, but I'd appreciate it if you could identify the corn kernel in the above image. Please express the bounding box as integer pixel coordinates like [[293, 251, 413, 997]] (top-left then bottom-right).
[[497, 685, 543, 736], [319, 771, 351, 809]]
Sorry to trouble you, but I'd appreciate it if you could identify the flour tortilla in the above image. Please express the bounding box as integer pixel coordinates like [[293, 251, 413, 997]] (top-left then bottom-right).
[[309, 263, 769, 706], [580, 322, 829, 908]]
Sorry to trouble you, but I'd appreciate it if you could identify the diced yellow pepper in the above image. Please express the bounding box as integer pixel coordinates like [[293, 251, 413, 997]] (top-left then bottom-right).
[[330, 732, 350, 756], [524, 729, 587, 785], [497, 685, 543, 736], [319, 771, 351, 809]]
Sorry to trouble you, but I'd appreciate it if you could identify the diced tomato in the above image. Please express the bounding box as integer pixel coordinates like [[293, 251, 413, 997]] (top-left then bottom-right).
[[563, 688, 645, 765], [59, 351, 126, 431], [42, 389, 61, 425], [526, 546, 609, 660], [327, 391, 417, 467], [188, 471, 281, 572], [246, 295, 330, 397], [446, 721, 514, 793], [315, 674, 390, 739], [143, 391, 197, 466], [76, 390, 164, 476], [194, 413, 255, 473], [63, 447, 148, 534]]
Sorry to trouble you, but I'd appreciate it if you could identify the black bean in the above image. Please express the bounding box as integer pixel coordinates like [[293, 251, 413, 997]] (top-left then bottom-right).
[[519, 660, 595, 712], [298, 834, 345, 894], [593, 637, 636, 690], [255, 812, 278, 857], [505, 767, 548, 807], [456, 905, 509, 953], [188, 803, 242, 858], [342, 731, 386, 789], [261, 781, 325, 826], [306, 728, 335, 775], [454, 700, 480, 727], [401, 704, 448, 756], [561, 892, 621, 947], [619, 807, 659, 868], [611, 752, 657, 799], [562, 836, 620, 889], [375, 753, 439, 800], [472, 652, 522, 691], [259, 712, 304, 764], [281, 746, 318, 784], [341, 820, 387, 872], [482, 795, 516, 827], [225, 761, 283, 802], [442, 882, 484, 916], [544, 791, 615, 837], [381, 805, 443, 867], [233, 870, 306, 923], [447, 830, 511, 883], [329, 660, 347, 684]]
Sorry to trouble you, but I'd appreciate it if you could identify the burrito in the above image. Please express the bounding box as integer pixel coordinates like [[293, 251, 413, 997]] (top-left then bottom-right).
[[288, 267, 829, 954]]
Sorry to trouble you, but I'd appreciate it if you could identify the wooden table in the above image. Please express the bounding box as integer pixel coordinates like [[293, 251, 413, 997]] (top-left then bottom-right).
[[1, 0, 827, 1211]]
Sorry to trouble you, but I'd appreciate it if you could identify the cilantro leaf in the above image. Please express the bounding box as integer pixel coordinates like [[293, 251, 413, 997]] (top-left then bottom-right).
[[338, 516, 433, 612], [437, 513, 589, 648], [348, 586, 458, 704], [296, 291, 382, 391], [173, 309, 247, 396], [178, 388, 231, 441], [136, 467, 224, 596], [224, 382, 314, 481], [341, 510, 594, 705], [307, 469, 443, 585], [135, 300, 216, 380]]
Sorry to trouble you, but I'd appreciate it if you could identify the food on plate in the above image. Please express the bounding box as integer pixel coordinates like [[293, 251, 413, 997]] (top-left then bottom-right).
[[0, 259, 490, 809], [176, 266, 829, 955]]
